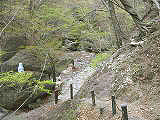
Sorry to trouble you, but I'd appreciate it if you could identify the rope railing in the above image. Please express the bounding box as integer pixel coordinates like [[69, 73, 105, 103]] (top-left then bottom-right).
[[2, 55, 129, 120], [52, 81, 128, 120]]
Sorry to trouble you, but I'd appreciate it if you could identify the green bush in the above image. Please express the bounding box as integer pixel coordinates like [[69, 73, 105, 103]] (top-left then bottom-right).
[[0, 71, 55, 95]]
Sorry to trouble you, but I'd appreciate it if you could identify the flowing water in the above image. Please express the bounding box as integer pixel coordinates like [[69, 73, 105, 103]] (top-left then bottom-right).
[[57, 51, 96, 101]]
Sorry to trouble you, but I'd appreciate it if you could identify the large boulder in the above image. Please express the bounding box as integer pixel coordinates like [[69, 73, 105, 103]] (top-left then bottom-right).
[[0, 106, 9, 120], [0, 49, 41, 72], [0, 85, 35, 110], [0, 32, 28, 62], [0, 49, 73, 79], [0, 71, 57, 110]]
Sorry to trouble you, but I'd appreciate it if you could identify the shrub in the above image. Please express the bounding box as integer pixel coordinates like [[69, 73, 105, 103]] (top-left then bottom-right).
[[0, 71, 55, 95]]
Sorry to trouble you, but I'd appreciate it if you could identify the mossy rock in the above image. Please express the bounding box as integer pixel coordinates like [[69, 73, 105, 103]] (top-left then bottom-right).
[[0, 72, 55, 110], [0, 32, 27, 62], [0, 49, 73, 77]]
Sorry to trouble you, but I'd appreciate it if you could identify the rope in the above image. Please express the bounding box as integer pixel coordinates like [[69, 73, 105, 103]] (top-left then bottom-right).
[[59, 85, 81, 91], [39, 54, 48, 80], [72, 87, 79, 91], [95, 94, 111, 102], [95, 94, 123, 113]]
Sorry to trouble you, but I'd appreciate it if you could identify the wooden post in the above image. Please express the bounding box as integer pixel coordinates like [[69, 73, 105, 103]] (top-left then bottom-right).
[[112, 96, 116, 116], [72, 59, 74, 67], [70, 84, 73, 99], [52, 63, 56, 91], [121, 104, 128, 120], [53, 63, 56, 82], [100, 108, 104, 114], [91, 91, 95, 106], [55, 90, 58, 104]]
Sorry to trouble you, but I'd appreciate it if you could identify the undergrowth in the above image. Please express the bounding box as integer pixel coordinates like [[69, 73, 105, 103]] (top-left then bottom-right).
[[90, 52, 111, 67], [0, 71, 55, 95]]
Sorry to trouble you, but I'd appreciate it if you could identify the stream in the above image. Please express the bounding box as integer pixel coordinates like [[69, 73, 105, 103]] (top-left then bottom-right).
[[2, 51, 146, 120], [54, 51, 97, 101], [58, 64, 96, 101]]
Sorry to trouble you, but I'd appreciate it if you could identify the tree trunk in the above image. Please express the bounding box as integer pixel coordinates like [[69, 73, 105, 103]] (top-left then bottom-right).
[[103, 0, 126, 48], [119, 0, 150, 39], [119, 0, 142, 27], [29, 0, 33, 10]]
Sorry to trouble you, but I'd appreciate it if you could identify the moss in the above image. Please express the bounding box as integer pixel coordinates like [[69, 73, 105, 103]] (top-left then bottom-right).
[[115, 8, 134, 31], [45, 39, 63, 50], [91, 52, 112, 67]]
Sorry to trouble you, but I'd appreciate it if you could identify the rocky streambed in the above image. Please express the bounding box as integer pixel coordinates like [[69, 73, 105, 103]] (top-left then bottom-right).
[[2, 51, 97, 120], [2, 50, 148, 120]]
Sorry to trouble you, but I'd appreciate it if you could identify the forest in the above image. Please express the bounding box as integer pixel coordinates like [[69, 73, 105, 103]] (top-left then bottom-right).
[[0, 0, 160, 120]]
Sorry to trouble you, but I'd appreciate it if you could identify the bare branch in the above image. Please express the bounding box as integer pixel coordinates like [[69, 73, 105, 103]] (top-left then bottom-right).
[[0, 1, 26, 37]]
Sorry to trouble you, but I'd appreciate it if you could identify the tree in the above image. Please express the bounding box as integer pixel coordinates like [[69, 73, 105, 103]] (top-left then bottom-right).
[[119, 0, 144, 31], [119, 0, 159, 34], [102, 0, 127, 48]]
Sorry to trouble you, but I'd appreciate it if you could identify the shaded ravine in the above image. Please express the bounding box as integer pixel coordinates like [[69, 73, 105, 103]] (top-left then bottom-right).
[[2, 51, 97, 120], [2, 51, 146, 120]]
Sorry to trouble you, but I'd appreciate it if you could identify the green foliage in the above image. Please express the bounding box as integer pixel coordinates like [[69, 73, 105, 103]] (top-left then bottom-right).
[[39, 5, 73, 24], [0, 50, 6, 58], [0, 0, 115, 53], [91, 52, 112, 67], [45, 39, 63, 49], [0, 71, 55, 94], [0, 71, 32, 85], [36, 80, 56, 94], [68, 22, 88, 39]]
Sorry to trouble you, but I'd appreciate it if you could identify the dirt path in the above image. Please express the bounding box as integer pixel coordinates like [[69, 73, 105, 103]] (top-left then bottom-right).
[[75, 70, 146, 120], [2, 51, 150, 120]]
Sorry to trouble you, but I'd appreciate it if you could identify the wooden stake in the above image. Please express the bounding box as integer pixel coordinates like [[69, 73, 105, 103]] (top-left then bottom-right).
[[121, 104, 128, 120], [70, 84, 73, 99], [100, 108, 104, 114], [55, 90, 58, 104], [91, 91, 96, 106], [112, 96, 116, 116]]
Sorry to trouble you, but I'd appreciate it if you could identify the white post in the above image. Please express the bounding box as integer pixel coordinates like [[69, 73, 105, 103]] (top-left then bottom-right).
[[18, 63, 24, 72]]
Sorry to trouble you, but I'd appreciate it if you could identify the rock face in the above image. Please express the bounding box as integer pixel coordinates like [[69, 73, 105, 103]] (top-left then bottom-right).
[[0, 49, 73, 79], [0, 49, 74, 110], [0, 33, 28, 62], [0, 86, 34, 110], [0, 49, 41, 72]]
